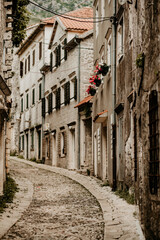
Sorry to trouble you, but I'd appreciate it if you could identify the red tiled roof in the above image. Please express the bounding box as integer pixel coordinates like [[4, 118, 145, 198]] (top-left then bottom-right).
[[74, 95, 93, 108], [59, 8, 93, 32], [41, 16, 55, 24], [93, 109, 108, 122]]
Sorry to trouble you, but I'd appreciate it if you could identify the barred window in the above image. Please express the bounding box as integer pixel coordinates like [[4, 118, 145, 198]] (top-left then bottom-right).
[[149, 90, 159, 195]]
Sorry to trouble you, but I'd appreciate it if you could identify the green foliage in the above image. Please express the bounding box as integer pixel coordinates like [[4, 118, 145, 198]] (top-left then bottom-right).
[[12, 0, 30, 46], [0, 175, 18, 213], [18, 155, 24, 159], [136, 53, 145, 68], [115, 189, 135, 205]]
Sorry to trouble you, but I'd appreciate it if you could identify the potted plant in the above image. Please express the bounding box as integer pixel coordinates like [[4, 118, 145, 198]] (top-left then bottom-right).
[[86, 85, 96, 96], [89, 75, 101, 87], [95, 63, 110, 76]]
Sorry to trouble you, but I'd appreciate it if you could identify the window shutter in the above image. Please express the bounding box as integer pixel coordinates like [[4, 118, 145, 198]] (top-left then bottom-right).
[[68, 81, 70, 104], [64, 131, 67, 155], [19, 136, 21, 151], [64, 38, 67, 61], [50, 52, 53, 72], [58, 132, 61, 156], [56, 88, 61, 110], [32, 50, 35, 66], [28, 55, 30, 71], [64, 83, 67, 105], [58, 44, 61, 66], [39, 42, 42, 60], [26, 94, 28, 108], [74, 77, 77, 100], [32, 89, 35, 105], [55, 47, 58, 68], [42, 97, 45, 118], [20, 61, 23, 77], [25, 59, 27, 74], [48, 93, 53, 114], [39, 84, 42, 100], [21, 98, 23, 112]]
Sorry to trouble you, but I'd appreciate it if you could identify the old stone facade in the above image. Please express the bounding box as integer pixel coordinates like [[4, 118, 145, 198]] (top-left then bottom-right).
[[92, 0, 160, 239], [43, 8, 93, 171], [0, 0, 12, 195]]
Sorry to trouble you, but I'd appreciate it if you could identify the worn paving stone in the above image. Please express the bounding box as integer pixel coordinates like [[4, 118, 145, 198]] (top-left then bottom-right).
[[1, 160, 104, 240]]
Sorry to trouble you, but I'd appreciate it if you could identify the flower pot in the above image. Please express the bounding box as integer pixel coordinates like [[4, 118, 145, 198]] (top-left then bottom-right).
[[101, 65, 109, 76], [90, 89, 96, 96], [94, 79, 101, 87]]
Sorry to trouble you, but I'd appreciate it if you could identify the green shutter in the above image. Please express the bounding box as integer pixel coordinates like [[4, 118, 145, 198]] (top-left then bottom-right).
[[68, 82, 70, 104], [64, 83, 67, 105], [32, 89, 35, 105], [58, 45, 61, 66], [26, 94, 29, 109], [20, 61, 23, 77], [39, 84, 42, 100], [55, 47, 58, 67], [21, 98, 23, 112]]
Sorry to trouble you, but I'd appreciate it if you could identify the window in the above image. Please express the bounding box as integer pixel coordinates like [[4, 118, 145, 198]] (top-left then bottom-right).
[[48, 92, 53, 114], [20, 61, 23, 78], [58, 131, 67, 157], [22, 135, 24, 150], [56, 88, 61, 110], [26, 93, 29, 109], [39, 83, 42, 100], [42, 97, 45, 118], [32, 50, 35, 66], [28, 55, 30, 72], [32, 88, 35, 105], [117, 18, 124, 59], [64, 82, 70, 105], [21, 97, 23, 112], [64, 38, 67, 61], [149, 90, 159, 195], [39, 41, 42, 60], [107, 35, 111, 66], [31, 130, 34, 150], [50, 52, 53, 72], [55, 45, 61, 67], [25, 59, 27, 74]]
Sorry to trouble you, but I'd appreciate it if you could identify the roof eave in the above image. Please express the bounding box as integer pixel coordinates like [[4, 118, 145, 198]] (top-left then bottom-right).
[[0, 75, 11, 96]]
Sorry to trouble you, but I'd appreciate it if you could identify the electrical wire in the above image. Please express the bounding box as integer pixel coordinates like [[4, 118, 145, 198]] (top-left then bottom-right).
[[29, 0, 111, 23]]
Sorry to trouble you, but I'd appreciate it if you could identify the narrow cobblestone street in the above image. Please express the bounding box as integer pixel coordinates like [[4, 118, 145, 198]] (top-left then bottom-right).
[[1, 159, 104, 240], [0, 158, 145, 240]]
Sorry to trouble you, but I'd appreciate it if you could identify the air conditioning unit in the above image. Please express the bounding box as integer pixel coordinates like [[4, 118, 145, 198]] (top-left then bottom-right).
[[43, 123, 50, 132]]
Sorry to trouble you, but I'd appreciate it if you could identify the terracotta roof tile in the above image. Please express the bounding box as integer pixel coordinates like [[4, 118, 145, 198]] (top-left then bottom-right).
[[74, 95, 93, 108], [59, 7, 93, 32], [93, 109, 108, 122], [41, 16, 55, 24]]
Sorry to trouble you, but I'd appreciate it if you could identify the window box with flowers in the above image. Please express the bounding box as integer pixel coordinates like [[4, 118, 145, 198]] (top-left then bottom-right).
[[86, 85, 96, 96], [89, 75, 101, 87], [95, 63, 110, 76]]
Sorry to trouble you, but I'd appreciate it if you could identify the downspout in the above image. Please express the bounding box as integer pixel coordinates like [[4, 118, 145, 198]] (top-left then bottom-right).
[[41, 71, 45, 164], [74, 37, 81, 169], [112, 0, 117, 190]]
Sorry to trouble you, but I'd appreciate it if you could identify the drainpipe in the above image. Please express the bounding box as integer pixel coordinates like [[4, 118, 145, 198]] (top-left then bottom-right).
[[41, 71, 45, 163], [112, 0, 117, 190], [74, 37, 81, 169]]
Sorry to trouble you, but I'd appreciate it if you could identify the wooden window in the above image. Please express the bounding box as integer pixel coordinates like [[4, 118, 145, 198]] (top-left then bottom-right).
[[58, 44, 61, 66], [25, 59, 27, 74], [74, 77, 77, 100], [149, 90, 159, 195], [64, 38, 67, 61], [56, 88, 61, 110], [19, 136, 21, 151], [50, 52, 53, 72], [31, 130, 34, 150], [32, 88, 35, 105], [64, 82, 70, 105], [39, 83, 42, 100], [48, 92, 53, 114], [20, 61, 23, 77], [28, 55, 30, 72], [39, 41, 42, 60], [55, 47, 58, 68], [26, 93, 29, 109], [22, 135, 24, 150], [21, 97, 23, 112], [32, 50, 35, 66], [42, 97, 45, 118]]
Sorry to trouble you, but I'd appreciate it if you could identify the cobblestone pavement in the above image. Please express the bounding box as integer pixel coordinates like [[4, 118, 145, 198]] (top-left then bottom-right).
[[0, 157, 145, 240], [1, 159, 104, 240]]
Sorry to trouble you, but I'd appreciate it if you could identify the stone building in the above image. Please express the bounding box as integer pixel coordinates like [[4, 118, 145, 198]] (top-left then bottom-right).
[[92, 0, 160, 239], [15, 18, 55, 161], [0, 0, 12, 195], [42, 8, 93, 170]]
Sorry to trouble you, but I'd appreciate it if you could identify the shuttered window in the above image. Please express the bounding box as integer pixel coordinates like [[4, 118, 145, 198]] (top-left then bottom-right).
[[31, 130, 34, 150], [149, 90, 159, 195], [42, 97, 45, 118], [21, 98, 23, 112], [39, 41, 42, 60], [22, 135, 24, 150], [32, 50, 35, 66], [26, 93, 29, 109], [20, 61, 23, 77], [39, 83, 42, 100], [56, 88, 61, 110], [55, 47, 58, 68], [28, 55, 30, 72], [50, 52, 53, 72], [74, 77, 77, 100], [25, 59, 27, 74], [64, 38, 67, 61], [64, 82, 70, 105], [48, 93, 53, 114], [58, 44, 61, 66], [32, 89, 35, 105]]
